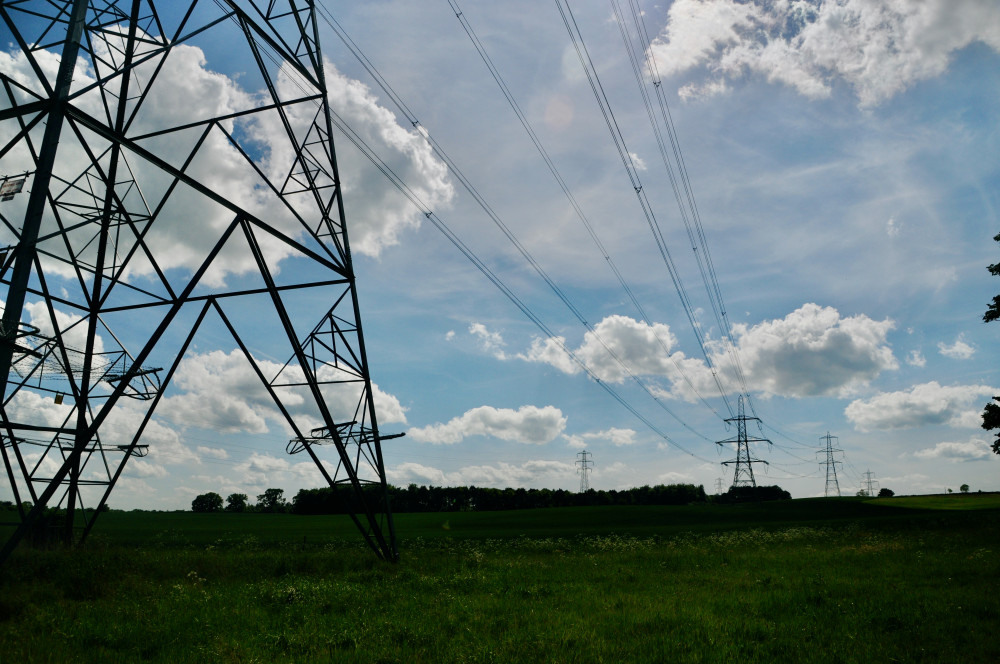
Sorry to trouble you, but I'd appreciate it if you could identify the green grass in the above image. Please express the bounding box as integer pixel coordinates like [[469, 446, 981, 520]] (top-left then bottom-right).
[[1, 498, 998, 663], [874, 492, 1000, 510]]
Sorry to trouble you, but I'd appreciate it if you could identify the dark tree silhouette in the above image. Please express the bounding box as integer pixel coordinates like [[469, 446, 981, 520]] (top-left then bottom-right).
[[225, 493, 249, 513], [981, 397, 1000, 456], [256, 488, 287, 513], [191, 492, 223, 513], [985, 233, 1000, 323], [981, 234, 1000, 456]]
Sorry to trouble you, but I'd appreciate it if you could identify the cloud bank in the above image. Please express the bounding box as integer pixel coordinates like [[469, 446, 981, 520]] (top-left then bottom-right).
[[502, 303, 896, 400], [408, 405, 567, 445], [845, 381, 996, 431], [648, 0, 1000, 106]]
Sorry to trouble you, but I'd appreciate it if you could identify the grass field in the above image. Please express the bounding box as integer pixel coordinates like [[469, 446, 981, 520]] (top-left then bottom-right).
[[1, 494, 998, 663]]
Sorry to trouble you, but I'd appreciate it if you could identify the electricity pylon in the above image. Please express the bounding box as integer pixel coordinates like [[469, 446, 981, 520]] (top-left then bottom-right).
[[576, 450, 593, 492], [0, 0, 397, 562], [861, 470, 879, 497], [818, 432, 842, 497], [715, 395, 770, 488]]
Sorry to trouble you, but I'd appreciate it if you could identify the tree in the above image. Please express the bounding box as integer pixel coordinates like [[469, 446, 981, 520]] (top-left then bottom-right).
[[225, 493, 249, 513], [981, 397, 1000, 456], [256, 488, 287, 513], [960, 484, 970, 494], [984, 232, 1000, 323], [982, 237, 1000, 456], [878, 488, 894, 498], [191, 492, 223, 513]]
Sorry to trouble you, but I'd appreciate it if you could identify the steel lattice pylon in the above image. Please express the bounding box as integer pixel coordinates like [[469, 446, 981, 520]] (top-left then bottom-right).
[[715, 395, 770, 489], [818, 432, 842, 497], [0, 0, 398, 561]]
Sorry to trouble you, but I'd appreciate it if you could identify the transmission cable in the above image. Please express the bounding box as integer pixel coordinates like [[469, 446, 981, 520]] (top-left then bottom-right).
[[553, 0, 735, 418], [316, 2, 715, 444], [444, 0, 723, 423], [324, 100, 715, 462], [622, 0, 760, 417]]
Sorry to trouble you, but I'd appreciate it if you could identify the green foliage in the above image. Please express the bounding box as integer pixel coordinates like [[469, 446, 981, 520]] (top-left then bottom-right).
[[256, 488, 287, 513], [225, 493, 248, 513], [290, 483, 709, 515], [961, 484, 970, 493], [1, 504, 998, 663], [985, 233, 1000, 322], [878, 488, 894, 498], [982, 397, 1000, 456], [191, 492, 223, 513], [715, 484, 791, 504]]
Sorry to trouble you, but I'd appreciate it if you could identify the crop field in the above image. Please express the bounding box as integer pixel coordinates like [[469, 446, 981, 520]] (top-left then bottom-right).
[[1, 495, 998, 663]]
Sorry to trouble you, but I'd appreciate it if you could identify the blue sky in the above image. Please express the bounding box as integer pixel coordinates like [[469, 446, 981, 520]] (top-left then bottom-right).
[[2, 0, 999, 508]]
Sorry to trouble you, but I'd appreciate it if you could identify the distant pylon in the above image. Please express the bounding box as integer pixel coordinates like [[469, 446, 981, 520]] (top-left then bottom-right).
[[818, 432, 843, 497], [714, 477, 724, 494], [576, 450, 593, 492], [715, 395, 770, 488], [861, 470, 879, 497]]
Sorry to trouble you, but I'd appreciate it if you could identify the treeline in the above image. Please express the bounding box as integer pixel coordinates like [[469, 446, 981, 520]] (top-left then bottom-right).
[[291, 483, 720, 515]]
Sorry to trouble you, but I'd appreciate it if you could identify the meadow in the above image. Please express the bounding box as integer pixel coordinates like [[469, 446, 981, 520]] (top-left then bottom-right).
[[0, 495, 997, 663]]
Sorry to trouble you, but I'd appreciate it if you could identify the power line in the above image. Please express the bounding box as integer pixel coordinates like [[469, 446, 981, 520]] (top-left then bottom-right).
[[444, 0, 724, 423], [315, 3, 725, 454], [322, 89, 715, 463], [553, 0, 737, 417]]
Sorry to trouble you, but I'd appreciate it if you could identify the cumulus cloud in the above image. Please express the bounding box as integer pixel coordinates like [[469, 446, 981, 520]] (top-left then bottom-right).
[[583, 427, 637, 447], [158, 349, 406, 435], [906, 350, 926, 367], [196, 446, 229, 460], [521, 315, 677, 383], [913, 437, 993, 462], [0, 31, 453, 286], [938, 335, 975, 360], [469, 323, 509, 360], [845, 381, 997, 431], [516, 305, 895, 400], [408, 405, 567, 445], [715, 303, 896, 398], [647, 0, 1000, 107], [387, 459, 575, 488]]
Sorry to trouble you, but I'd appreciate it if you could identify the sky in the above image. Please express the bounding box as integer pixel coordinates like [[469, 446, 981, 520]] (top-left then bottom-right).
[[2, 0, 999, 509]]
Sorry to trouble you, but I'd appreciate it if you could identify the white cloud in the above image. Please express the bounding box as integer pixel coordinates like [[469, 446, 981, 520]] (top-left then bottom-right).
[[938, 335, 975, 359], [518, 305, 894, 399], [469, 322, 508, 360], [0, 36, 454, 287], [124, 460, 169, 479], [845, 381, 997, 431], [521, 315, 677, 383], [578, 427, 638, 447], [407, 405, 567, 445], [906, 349, 926, 367], [713, 304, 897, 398], [387, 459, 575, 488], [648, 0, 1000, 107], [158, 349, 405, 436], [887, 217, 901, 238], [196, 446, 229, 460], [658, 471, 694, 484], [913, 437, 994, 462], [319, 63, 455, 256]]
